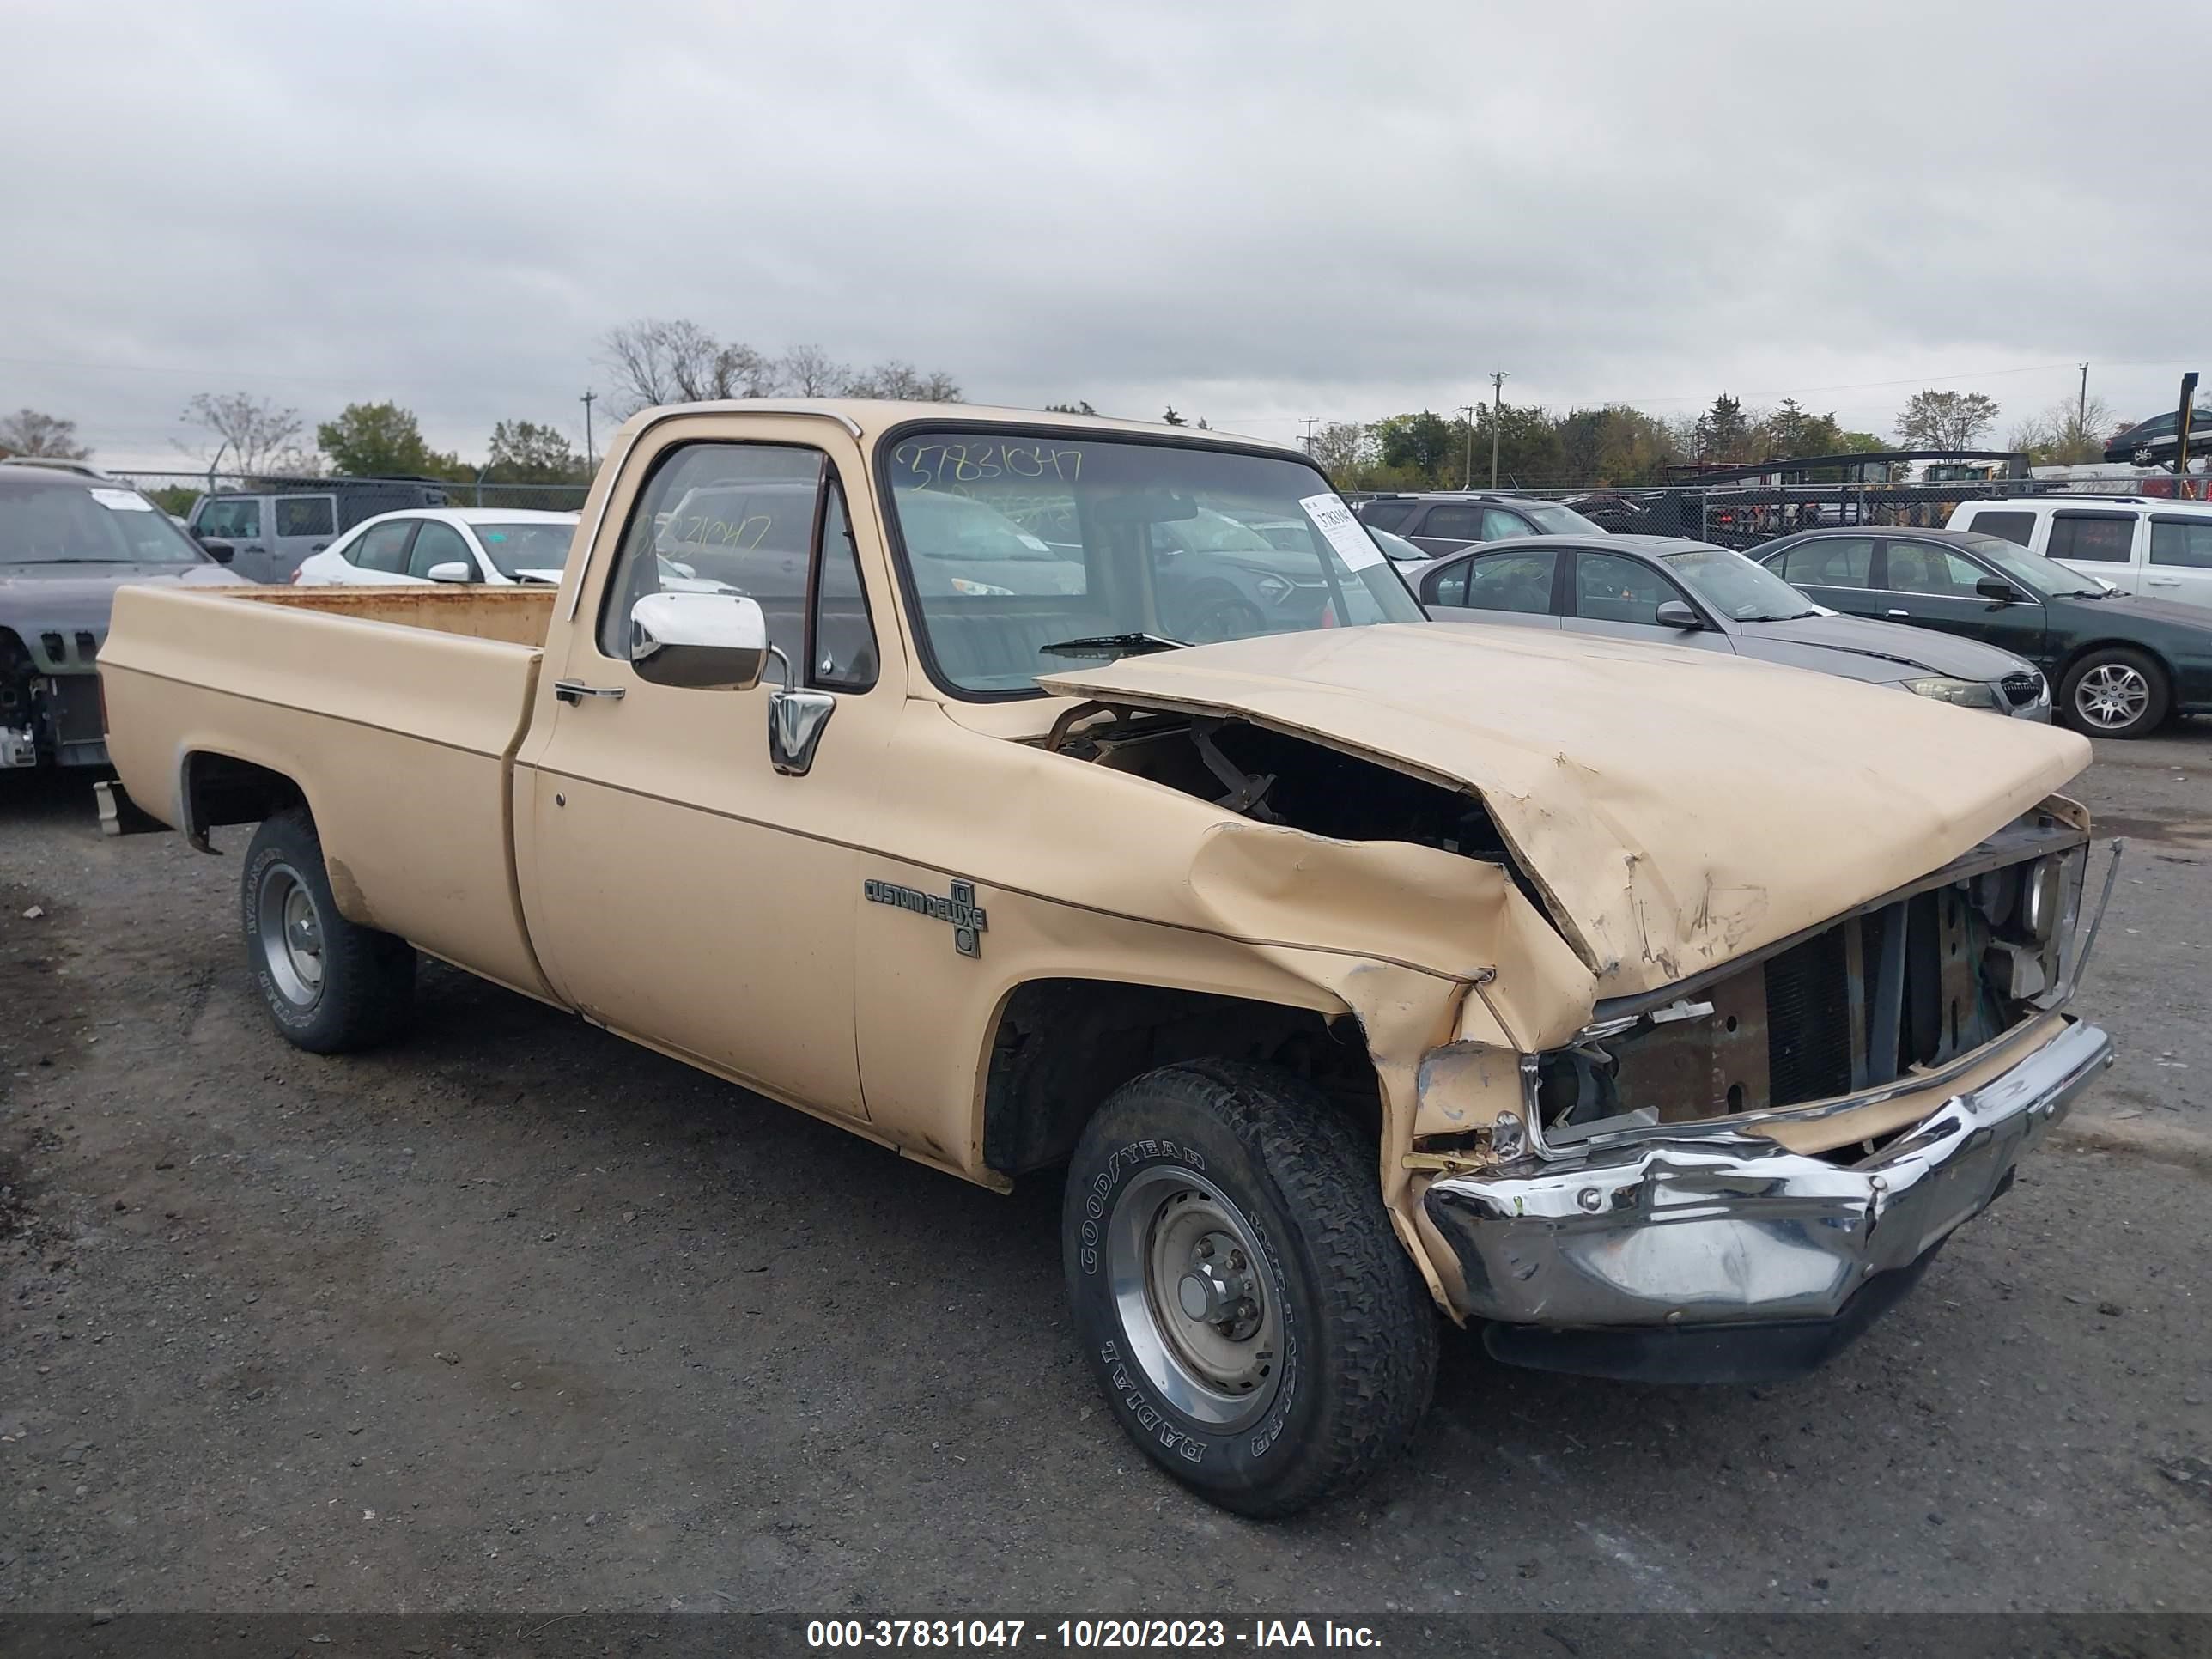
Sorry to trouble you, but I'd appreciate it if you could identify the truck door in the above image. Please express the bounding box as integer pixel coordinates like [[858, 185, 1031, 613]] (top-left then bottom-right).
[[191, 495, 274, 582], [515, 429, 892, 1121], [270, 493, 338, 580]]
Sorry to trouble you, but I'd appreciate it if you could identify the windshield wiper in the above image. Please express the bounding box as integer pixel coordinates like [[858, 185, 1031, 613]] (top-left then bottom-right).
[[1038, 631, 1188, 659]]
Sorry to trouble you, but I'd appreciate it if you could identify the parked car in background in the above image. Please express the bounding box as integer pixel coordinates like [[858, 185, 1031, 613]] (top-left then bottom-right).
[[1413, 534, 2050, 720], [1759, 526, 2212, 738], [2103, 405, 2212, 467], [1949, 497, 2212, 611], [187, 477, 453, 584], [291, 509, 581, 588], [1352, 490, 1605, 556], [0, 462, 241, 770]]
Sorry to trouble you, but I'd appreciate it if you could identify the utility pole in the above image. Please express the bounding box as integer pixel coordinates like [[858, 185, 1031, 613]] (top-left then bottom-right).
[[2077, 363, 2089, 436], [1301, 416, 1317, 455], [580, 389, 598, 469], [1456, 406, 1476, 489], [1488, 370, 1509, 489]]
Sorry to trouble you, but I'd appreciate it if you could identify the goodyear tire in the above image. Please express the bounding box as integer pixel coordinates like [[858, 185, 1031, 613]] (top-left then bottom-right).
[[241, 808, 415, 1054], [1062, 1060, 1437, 1516]]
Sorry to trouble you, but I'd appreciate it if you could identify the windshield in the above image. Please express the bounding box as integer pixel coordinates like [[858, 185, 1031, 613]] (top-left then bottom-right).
[[0, 478, 208, 566], [1523, 502, 1606, 536], [1960, 533, 2110, 599], [884, 431, 1424, 694], [473, 520, 579, 580], [1663, 546, 1818, 621]]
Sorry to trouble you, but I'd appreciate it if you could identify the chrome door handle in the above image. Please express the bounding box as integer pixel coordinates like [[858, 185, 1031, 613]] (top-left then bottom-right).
[[553, 679, 626, 704], [1886, 608, 1910, 618], [2147, 578, 2181, 587]]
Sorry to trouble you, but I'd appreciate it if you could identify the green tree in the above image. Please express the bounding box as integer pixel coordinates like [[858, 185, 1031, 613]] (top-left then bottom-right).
[[316, 401, 459, 478], [1692, 393, 1752, 462], [483, 419, 586, 483], [1375, 410, 1456, 481], [1894, 389, 2000, 451], [1555, 405, 1683, 484]]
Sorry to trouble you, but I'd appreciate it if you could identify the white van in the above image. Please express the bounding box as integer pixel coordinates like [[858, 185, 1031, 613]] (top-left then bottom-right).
[[1950, 496, 2212, 611]]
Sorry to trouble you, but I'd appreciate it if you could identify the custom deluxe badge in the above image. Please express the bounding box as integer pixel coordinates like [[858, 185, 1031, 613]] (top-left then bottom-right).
[[863, 878, 988, 958]]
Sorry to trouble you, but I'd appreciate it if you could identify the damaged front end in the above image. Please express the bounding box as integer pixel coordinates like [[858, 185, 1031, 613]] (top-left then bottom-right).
[[1418, 819, 2120, 1381], [1, 624, 106, 769]]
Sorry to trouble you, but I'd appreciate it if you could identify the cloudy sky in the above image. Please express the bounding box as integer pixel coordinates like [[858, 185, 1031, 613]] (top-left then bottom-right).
[[3, 0, 2203, 471]]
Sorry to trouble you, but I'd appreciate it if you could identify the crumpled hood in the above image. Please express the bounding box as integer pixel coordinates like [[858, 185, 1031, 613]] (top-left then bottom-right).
[[0, 563, 243, 640], [1041, 623, 2091, 994], [1739, 612, 2033, 681]]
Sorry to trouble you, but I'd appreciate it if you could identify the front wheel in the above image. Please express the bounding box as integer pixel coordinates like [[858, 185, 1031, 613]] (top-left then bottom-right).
[[2060, 647, 2169, 738], [242, 808, 416, 1053], [1062, 1060, 1437, 1516]]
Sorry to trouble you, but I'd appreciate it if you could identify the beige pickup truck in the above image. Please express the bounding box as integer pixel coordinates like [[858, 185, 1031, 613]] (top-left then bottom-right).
[[98, 401, 2118, 1516]]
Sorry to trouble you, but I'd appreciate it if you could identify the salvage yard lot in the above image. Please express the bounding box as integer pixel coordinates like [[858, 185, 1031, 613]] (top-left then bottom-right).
[[3, 727, 2209, 1614]]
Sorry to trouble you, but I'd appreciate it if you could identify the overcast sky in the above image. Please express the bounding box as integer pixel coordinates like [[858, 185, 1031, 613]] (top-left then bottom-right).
[[3, 0, 2203, 471]]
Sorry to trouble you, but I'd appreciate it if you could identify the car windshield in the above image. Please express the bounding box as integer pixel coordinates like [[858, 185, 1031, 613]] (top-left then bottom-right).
[[472, 521, 579, 580], [1960, 534, 2110, 599], [884, 430, 1424, 694], [0, 477, 208, 566], [1663, 546, 1817, 621], [1522, 502, 1605, 535]]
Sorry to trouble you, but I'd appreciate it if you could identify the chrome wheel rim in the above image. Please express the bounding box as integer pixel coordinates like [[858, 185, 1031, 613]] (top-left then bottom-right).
[[2075, 662, 2149, 731], [1105, 1166, 1284, 1429], [257, 863, 325, 1008]]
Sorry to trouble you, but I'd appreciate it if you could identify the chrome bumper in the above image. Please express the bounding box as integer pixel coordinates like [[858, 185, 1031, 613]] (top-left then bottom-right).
[[1424, 1017, 2112, 1331]]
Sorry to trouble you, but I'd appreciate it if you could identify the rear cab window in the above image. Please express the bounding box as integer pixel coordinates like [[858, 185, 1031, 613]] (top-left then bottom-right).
[[1962, 509, 2035, 548]]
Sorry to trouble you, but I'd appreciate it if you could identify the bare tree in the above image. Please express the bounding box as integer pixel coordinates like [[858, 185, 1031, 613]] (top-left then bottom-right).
[[178, 392, 309, 475], [599, 319, 780, 414], [0, 408, 91, 459], [779, 343, 850, 397], [2007, 393, 2116, 466], [842, 360, 962, 402]]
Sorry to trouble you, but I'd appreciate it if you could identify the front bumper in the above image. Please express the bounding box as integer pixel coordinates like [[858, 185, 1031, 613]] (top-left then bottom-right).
[[1423, 1017, 2112, 1364]]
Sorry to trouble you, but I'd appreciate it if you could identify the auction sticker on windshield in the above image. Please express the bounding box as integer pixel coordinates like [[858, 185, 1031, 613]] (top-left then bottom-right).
[[1298, 494, 1384, 570], [90, 488, 154, 512]]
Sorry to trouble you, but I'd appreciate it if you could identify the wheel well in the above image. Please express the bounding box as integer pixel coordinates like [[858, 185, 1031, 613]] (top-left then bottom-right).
[[183, 751, 307, 840], [981, 979, 1378, 1177], [2055, 638, 2172, 688]]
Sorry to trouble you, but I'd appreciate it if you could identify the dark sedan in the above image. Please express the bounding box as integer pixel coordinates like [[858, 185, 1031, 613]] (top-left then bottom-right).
[[1411, 534, 2051, 720], [1759, 526, 2212, 738]]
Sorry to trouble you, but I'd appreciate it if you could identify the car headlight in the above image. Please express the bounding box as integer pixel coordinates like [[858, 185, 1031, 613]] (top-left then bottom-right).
[[1902, 676, 2000, 709], [1254, 574, 1293, 604], [2021, 856, 2063, 943], [948, 577, 1014, 597]]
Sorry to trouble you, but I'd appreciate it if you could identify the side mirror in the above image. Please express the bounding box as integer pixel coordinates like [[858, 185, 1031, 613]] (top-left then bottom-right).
[[425, 562, 476, 585], [1975, 576, 2022, 604], [1654, 599, 1703, 629], [198, 540, 236, 565], [629, 591, 769, 690]]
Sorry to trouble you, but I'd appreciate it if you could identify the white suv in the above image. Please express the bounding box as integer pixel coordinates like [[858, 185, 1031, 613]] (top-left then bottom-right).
[[1950, 496, 2212, 611]]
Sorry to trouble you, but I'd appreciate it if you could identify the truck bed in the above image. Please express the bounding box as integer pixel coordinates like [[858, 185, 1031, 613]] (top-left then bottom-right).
[[99, 584, 558, 1001]]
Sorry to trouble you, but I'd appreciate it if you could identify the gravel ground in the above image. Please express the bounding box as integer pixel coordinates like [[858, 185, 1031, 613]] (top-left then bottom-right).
[[3, 726, 2208, 1615]]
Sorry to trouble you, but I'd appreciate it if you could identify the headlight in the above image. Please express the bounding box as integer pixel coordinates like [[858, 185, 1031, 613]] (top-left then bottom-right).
[[1903, 676, 2000, 709], [1254, 574, 1293, 604], [948, 577, 1013, 597], [2022, 856, 2063, 943]]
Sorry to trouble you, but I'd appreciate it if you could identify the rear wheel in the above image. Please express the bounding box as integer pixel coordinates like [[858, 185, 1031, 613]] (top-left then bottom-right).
[[1062, 1060, 1437, 1517], [2060, 647, 2168, 738], [242, 808, 415, 1052]]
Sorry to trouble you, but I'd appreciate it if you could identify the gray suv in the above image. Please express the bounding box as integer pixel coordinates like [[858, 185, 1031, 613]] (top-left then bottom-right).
[[1352, 491, 1604, 557]]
